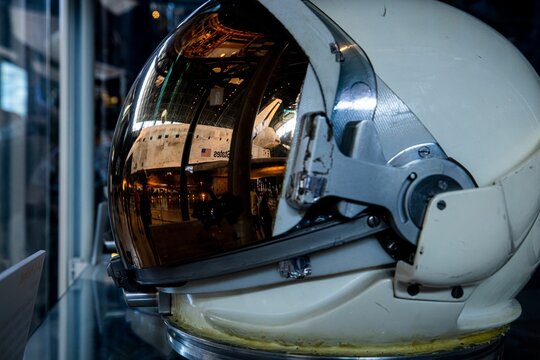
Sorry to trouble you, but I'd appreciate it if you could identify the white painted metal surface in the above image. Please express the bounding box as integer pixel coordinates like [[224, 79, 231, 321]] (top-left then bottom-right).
[[312, 0, 540, 186], [167, 0, 540, 351]]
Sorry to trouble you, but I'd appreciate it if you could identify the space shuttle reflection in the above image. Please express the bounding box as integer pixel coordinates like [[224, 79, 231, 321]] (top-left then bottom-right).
[[128, 98, 285, 173], [119, 99, 293, 268]]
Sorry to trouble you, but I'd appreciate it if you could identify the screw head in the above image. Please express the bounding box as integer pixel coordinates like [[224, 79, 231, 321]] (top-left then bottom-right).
[[407, 284, 421, 296], [437, 200, 447, 210], [418, 146, 431, 158], [451, 286, 464, 299], [367, 215, 381, 228]]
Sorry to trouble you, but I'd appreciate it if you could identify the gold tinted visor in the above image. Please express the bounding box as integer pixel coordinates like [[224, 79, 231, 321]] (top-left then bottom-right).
[[109, 1, 308, 269]]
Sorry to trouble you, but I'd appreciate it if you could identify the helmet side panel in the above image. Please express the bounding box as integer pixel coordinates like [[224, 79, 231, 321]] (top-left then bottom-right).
[[312, 0, 540, 186]]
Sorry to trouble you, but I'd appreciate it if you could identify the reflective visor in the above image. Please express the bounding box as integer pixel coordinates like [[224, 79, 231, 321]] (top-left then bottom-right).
[[108, 0, 309, 269]]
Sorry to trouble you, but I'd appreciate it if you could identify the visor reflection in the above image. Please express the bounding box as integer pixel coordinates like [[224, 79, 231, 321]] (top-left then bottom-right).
[[109, 0, 308, 269], [123, 159, 286, 266]]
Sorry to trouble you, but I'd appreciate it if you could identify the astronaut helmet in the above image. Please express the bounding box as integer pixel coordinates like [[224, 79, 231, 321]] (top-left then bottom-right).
[[107, 0, 540, 358]]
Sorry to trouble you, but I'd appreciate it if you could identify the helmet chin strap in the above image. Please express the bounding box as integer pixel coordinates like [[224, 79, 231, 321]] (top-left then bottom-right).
[[286, 112, 476, 245]]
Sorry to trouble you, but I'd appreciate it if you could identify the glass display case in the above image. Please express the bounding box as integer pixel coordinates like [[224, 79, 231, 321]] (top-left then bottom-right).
[[1, 1, 538, 359]]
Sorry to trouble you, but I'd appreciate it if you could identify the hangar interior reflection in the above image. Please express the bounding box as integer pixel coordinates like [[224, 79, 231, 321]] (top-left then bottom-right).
[[109, 4, 308, 268]]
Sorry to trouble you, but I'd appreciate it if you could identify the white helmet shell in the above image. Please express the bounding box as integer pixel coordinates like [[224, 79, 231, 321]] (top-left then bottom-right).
[[314, 0, 540, 186], [169, 0, 540, 355], [107, 0, 540, 358]]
